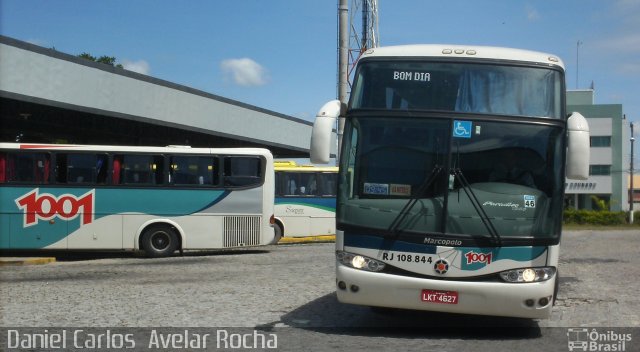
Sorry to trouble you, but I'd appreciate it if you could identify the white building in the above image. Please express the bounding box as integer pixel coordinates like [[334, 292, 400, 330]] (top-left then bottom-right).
[[565, 89, 629, 211]]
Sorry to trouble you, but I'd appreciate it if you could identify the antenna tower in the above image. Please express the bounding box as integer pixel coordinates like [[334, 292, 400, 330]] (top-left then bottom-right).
[[348, 0, 379, 86]]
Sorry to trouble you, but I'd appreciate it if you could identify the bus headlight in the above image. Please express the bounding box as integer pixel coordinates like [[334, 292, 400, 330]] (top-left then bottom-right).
[[499, 267, 555, 283], [336, 251, 386, 272]]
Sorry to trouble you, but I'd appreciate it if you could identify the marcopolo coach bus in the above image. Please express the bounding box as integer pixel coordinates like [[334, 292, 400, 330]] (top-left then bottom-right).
[[0, 143, 276, 257], [273, 161, 337, 238], [310, 44, 590, 318]]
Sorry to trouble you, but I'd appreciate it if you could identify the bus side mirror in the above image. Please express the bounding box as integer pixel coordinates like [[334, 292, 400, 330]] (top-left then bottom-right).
[[566, 112, 590, 180], [310, 100, 344, 164]]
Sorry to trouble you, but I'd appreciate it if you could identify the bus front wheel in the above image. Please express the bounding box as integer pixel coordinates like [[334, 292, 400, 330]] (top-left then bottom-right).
[[553, 270, 560, 305], [141, 225, 179, 258]]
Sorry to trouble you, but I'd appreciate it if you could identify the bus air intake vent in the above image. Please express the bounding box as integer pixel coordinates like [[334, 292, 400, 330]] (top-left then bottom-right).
[[223, 216, 262, 247]]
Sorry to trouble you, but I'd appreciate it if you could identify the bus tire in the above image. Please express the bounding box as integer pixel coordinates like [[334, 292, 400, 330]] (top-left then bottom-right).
[[274, 223, 284, 242], [141, 225, 179, 258], [553, 270, 560, 305]]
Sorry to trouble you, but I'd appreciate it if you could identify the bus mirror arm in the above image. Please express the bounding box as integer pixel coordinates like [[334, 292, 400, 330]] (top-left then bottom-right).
[[566, 112, 590, 180], [310, 100, 345, 164]]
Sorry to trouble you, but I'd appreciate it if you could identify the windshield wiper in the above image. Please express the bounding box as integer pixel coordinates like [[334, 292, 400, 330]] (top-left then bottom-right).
[[451, 168, 502, 245], [386, 165, 442, 238]]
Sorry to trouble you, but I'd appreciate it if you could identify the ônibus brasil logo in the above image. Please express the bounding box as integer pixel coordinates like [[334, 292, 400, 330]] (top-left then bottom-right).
[[15, 189, 95, 228]]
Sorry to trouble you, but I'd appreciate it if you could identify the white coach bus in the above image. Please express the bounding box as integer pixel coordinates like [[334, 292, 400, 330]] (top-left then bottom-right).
[[273, 161, 337, 238], [310, 44, 590, 318], [0, 143, 276, 257]]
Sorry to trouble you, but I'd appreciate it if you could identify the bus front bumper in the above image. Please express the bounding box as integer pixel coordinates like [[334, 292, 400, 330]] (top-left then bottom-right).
[[336, 264, 555, 319]]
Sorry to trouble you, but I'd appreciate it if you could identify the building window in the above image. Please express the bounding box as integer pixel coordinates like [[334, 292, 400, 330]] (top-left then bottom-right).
[[590, 136, 611, 147], [589, 165, 611, 176]]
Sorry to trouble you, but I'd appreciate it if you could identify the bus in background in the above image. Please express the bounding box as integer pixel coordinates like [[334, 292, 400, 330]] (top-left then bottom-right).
[[0, 143, 276, 257], [310, 44, 590, 319], [273, 161, 337, 238]]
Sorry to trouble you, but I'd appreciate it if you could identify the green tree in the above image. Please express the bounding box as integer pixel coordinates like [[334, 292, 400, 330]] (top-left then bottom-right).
[[78, 52, 96, 61], [590, 195, 610, 211], [78, 52, 124, 68]]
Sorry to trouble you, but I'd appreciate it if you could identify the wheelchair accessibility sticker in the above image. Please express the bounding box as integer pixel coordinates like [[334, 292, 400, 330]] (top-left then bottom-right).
[[453, 120, 472, 138]]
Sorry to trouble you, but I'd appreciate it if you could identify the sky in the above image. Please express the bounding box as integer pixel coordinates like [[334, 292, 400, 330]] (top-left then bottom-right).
[[1, 0, 639, 127]]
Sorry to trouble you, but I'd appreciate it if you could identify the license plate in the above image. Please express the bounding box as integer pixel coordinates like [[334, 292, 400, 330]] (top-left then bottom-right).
[[421, 289, 458, 304]]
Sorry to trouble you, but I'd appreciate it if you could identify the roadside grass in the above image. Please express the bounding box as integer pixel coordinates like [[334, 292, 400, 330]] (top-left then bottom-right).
[[563, 223, 640, 231]]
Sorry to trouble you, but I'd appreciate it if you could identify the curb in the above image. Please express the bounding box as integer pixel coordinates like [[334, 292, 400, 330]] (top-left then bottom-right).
[[0, 257, 56, 266], [277, 235, 335, 244]]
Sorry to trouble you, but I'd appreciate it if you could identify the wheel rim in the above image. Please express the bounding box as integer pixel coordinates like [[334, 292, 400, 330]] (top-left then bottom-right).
[[150, 231, 171, 251]]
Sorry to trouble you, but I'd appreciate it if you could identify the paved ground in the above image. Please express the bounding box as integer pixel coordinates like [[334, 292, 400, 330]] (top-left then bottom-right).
[[1, 230, 639, 351]]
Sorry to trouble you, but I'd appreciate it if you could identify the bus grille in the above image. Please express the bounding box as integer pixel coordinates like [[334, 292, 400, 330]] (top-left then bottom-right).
[[223, 216, 262, 247]]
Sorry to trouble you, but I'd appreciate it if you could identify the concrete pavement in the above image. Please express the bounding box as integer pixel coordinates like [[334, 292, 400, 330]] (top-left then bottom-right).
[[0, 235, 334, 265]]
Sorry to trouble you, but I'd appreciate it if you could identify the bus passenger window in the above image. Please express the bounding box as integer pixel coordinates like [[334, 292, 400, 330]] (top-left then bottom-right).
[[121, 154, 159, 185], [112, 156, 123, 184], [293, 173, 317, 196], [152, 155, 165, 185], [320, 172, 337, 196], [7, 152, 50, 184], [66, 153, 107, 184], [223, 157, 262, 187], [96, 155, 109, 184], [170, 155, 217, 186], [0, 153, 6, 183], [285, 175, 297, 195]]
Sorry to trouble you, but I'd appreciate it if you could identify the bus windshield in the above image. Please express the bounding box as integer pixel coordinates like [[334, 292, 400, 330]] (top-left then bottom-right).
[[339, 116, 565, 242], [350, 60, 563, 119]]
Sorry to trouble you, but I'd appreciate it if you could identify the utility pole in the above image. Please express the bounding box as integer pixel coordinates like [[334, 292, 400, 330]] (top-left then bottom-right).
[[338, 0, 349, 105], [336, 0, 379, 164], [630, 120, 635, 223], [337, 0, 349, 164]]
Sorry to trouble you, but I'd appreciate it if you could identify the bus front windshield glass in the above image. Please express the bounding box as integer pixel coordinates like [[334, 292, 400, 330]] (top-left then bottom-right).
[[339, 117, 565, 241], [350, 61, 563, 119]]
